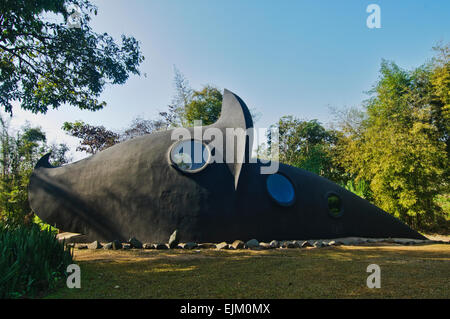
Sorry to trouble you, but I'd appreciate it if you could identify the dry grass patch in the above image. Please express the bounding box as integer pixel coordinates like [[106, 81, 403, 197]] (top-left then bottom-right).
[[46, 244, 450, 299]]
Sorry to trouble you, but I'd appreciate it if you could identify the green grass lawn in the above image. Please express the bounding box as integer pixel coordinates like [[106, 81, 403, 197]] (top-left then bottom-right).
[[46, 244, 450, 299]]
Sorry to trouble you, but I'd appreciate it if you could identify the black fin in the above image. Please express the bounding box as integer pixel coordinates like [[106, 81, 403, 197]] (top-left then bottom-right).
[[210, 89, 254, 189], [35, 153, 55, 169]]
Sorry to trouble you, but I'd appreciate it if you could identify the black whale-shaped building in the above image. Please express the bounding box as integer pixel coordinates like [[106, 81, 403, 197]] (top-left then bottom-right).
[[28, 90, 425, 242]]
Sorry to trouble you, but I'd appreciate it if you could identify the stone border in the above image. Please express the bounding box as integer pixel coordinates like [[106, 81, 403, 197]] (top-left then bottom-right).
[[68, 236, 448, 251]]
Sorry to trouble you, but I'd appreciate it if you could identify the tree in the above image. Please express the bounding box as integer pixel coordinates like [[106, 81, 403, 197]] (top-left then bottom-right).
[[429, 43, 450, 156], [158, 68, 223, 127], [334, 46, 449, 230], [0, 0, 144, 114], [160, 67, 261, 127], [63, 68, 253, 154], [0, 116, 70, 225], [64, 116, 172, 153], [184, 85, 223, 126], [262, 116, 345, 183], [121, 116, 168, 141], [62, 121, 119, 154], [159, 66, 193, 127], [48, 142, 71, 166]]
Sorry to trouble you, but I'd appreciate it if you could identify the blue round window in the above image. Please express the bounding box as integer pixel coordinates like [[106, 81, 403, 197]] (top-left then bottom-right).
[[266, 174, 295, 206]]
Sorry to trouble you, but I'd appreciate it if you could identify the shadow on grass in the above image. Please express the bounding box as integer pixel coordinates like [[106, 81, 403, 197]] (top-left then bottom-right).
[[46, 245, 450, 299]]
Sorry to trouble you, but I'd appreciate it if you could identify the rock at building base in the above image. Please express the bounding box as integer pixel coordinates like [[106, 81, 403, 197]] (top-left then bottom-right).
[[128, 237, 143, 249]]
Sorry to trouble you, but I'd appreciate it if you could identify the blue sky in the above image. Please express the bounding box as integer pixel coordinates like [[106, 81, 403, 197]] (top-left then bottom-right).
[[6, 0, 450, 160]]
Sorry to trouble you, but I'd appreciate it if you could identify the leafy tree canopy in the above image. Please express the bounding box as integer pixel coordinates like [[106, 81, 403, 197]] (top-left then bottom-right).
[[62, 120, 119, 154], [335, 44, 449, 230], [160, 67, 260, 128], [158, 68, 223, 127], [261, 116, 345, 182], [184, 85, 223, 126], [0, 0, 144, 114], [121, 116, 169, 141], [159, 66, 193, 128]]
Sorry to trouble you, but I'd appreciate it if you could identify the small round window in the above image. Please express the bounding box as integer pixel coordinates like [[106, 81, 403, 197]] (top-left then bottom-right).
[[266, 174, 295, 206], [327, 192, 343, 218], [169, 140, 210, 173]]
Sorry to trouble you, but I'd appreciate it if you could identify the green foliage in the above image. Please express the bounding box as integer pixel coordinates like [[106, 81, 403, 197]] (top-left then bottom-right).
[[0, 118, 45, 225], [160, 67, 260, 128], [159, 66, 194, 128], [67, 68, 227, 152], [33, 214, 58, 234], [184, 85, 223, 126], [0, 223, 73, 298], [434, 194, 450, 232], [0, 0, 144, 114], [344, 179, 372, 200], [161, 68, 266, 127], [62, 120, 120, 154], [435, 194, 450, 216], [334, 44, 449, 231], [262, 116, 347, 183], [429, 44, 450, 156], [0, 116, 69, 226]]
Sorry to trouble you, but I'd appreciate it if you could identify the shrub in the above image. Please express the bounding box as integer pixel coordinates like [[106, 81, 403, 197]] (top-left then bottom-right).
[[345, 179, 372, 200], [0, 223, 73, 298]]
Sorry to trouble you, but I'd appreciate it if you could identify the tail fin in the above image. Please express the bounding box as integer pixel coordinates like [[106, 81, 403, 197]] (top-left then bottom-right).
[[35, 153, 55, 169]]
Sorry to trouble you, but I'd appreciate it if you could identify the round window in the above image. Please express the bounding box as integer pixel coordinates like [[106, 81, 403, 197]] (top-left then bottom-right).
[[266, 174, 295, 206], [169, 140, 210, 173], [327, 193, 343, 218]]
